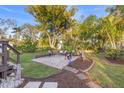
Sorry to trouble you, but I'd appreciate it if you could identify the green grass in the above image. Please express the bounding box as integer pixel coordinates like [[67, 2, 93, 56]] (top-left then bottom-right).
[[87, 53, 124, 88], [10, 50, 60, 78]]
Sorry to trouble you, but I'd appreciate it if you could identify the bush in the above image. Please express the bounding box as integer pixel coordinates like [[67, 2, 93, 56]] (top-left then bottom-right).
[[63, 45, 73, 52], [119, 49, 124, 56], [105, 48, 120, 60], [24, 43, 37, 52], [17, 42, 37, 53], [17, 37, 37, 53]]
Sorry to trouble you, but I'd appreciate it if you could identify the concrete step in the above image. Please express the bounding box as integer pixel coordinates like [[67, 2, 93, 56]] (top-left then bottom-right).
[[86, 81, 101, 88], [63, 66, 79, 73], [24, 82, 41, 88], [76, 73, 87, 80], [42, 82, 58, 88]]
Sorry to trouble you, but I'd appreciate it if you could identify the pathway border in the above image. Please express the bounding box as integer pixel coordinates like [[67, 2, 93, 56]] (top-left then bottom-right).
[[81, 60, 95, 72]]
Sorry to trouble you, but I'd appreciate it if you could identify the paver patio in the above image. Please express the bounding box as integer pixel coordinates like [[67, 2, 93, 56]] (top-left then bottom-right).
[[32, 55, 78, 69]]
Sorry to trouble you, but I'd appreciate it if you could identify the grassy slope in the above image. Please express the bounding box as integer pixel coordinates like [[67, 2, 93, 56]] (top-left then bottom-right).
[[87, 53, 124, 88], [11, 51, 60, 78]]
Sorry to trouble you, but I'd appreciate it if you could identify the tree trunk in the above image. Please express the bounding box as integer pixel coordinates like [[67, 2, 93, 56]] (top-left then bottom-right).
[[45, 31, 56, 49], [105, 30, 116, 49]]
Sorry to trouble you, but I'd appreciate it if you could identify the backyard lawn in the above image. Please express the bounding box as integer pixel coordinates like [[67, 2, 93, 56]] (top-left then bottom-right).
[[10, 49, 60, 78], [87, 53, 124, 88]]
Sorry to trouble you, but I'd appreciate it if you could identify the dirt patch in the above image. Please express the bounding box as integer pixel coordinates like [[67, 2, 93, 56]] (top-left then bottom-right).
[[106, 58, 124, 65], [69, 58, 93, 71]]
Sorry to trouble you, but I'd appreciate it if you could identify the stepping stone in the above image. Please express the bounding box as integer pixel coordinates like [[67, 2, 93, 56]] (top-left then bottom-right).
[[76, 73, 87, 80], [24, 82, 41, 88], [86, 81, 101, 88], [42, 82, 58, 88], [63, 66, 79, 73]]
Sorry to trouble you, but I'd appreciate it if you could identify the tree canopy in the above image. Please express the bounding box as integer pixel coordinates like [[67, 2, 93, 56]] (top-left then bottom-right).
[[26, 5, 77, 49]]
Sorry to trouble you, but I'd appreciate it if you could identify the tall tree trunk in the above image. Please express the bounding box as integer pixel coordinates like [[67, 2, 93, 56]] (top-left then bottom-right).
[[45, 31, 56, 49], [105, 30, 116, 49]]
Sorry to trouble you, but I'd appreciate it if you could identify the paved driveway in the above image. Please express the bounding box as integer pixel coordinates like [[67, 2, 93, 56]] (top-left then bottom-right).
[[32, 55, 78, 69]]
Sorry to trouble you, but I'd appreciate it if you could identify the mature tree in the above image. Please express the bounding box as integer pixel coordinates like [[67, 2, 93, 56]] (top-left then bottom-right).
[[26, 5, 77, 49], [106, 6, 124, 17], [0, 18, 16, 39], [106, 5, 124, 48], [79, 15, 98, 50], [21, 24, 39, 42], [79, 13, 124, 50], [62, 19, 80, 51]]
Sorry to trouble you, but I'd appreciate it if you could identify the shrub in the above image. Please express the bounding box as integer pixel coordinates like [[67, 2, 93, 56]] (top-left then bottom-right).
[[24, 42, 37, 52], [63, 45, 73, 52], [105, 48, 120, 60], [17, 37, 37, 53]]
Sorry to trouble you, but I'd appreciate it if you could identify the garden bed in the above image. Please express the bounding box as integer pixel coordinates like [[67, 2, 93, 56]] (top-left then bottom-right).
[[69, 58, 93, 71], [106, 57, 124, 65], [39, 70, 89, 88]]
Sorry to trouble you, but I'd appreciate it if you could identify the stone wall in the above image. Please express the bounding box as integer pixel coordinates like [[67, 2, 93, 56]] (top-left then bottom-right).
[[0, 64, 24, 88], [0, 77, 24, 88]]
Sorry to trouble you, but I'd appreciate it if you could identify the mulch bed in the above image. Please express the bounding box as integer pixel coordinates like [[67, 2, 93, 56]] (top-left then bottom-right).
[[106, 58, 124, 65], [69, 58, 93, 71], [19, 70, 90, 88], [39, 70, 89, 88]]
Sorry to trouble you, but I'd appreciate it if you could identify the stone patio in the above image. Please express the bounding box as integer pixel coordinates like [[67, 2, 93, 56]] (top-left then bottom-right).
[[32, 55, 78, 69]]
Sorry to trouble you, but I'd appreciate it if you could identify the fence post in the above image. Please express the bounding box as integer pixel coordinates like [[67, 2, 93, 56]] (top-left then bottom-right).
[[17, 54, 20, 64], [1, 41, 8, 79]]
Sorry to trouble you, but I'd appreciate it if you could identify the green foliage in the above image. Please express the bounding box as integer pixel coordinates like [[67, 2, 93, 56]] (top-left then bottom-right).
[[105, 48, 121, 59], [27, 5, 77, 32], [26, 5, 77, 49], [106, 6, 124, 17], [63, 45, 73, 52], [17, 36, 37, 53], [79, 14, 124, 50]]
